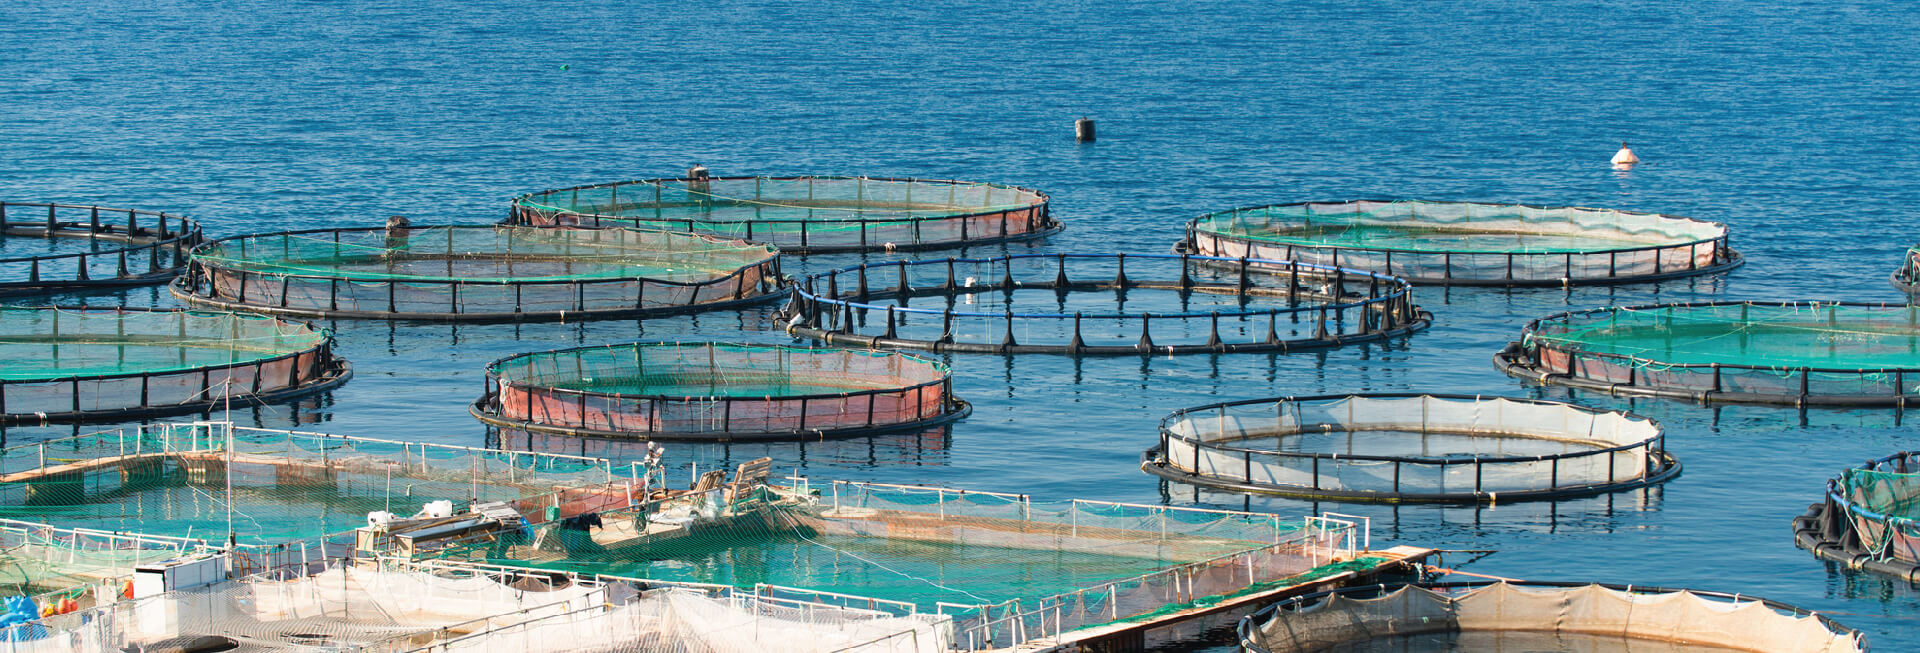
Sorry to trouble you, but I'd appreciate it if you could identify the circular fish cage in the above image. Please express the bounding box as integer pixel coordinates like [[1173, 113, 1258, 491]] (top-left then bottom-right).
[[0, 202, 202, 296], [0, 306, 350, 424], [1178, 200, 1742, 286], [1496, 301, 1920, 407], [1892, 246, 1919, 295], [509, 176, 1058, 254], [1794, 451, 1920, 582], [1238, 580, 1867, 653], [1141, 393, 1676, 503], [169, 225, 786, 322], [471, 342, 969, 441], [782, 253, 1431, 356]]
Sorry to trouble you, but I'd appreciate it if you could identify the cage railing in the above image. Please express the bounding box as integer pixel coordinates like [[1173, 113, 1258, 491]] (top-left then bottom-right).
[[510, 175, 1058, 254], [0, 202, 203, 293], [787, 252, 1428, 355]]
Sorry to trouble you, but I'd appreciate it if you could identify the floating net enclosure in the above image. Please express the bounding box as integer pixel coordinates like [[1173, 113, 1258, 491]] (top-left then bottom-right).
[[170, 225, 785, 321], [1238, 580, 1866, 653], [1180, 200, 1742, 286], [16, 559, 955, 653], [1496, 301, 1920, 406], [473, 342, 969, 441], [1143, 394, 1678, 504], [0, 422, 619, 552], [0, 307, 349, 424], [511, 176, 1058, 254], [783, 253, 1430, 356], [1892, 246, 1920, 295], [1794, 451, 1920, 582], [413, 480, 1365, 651], [0, 202, 202, 296]]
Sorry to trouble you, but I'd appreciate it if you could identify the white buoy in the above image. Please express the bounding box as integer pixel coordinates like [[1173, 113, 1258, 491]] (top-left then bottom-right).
[[1611, 142, 1639, 168], [1075, 117, 1096, 142]]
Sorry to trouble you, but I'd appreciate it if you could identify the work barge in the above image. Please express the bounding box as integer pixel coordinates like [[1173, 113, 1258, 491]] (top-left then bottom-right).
[[0, 421, 1431, 652]]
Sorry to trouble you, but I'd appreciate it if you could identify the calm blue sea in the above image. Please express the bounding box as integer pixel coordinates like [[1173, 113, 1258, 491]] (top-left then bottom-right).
[[4, 0, 1919, 648]]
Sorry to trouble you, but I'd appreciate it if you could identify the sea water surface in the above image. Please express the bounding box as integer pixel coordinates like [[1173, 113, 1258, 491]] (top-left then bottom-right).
[[3, 0, 1919, 648]]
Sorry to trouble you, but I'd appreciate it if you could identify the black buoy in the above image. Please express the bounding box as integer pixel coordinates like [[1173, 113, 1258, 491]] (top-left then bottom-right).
[[1075, 117, 1096, 142]]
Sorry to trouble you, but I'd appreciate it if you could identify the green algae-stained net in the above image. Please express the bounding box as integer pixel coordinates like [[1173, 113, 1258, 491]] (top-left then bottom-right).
[[1182, 199, 1742, 286], [169, 224, 786, 322], [510, 175, 1059, 254], [0, 306, 349, 424], [1497, 301, 1920, 406]]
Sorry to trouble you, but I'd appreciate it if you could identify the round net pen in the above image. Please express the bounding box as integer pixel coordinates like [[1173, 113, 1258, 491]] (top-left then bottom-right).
[[1496, 301, 1920, 407], [510, 176, 1058, 254], [1794, 451, 1920, 582], [1238, 580, 1867, 653], [169, 225, 786, 322], [1892, 246, 1919, 295], [471, 342, 969, 441], [0, 202, 202, 296], [781, 253, 1431, 356], [1142, 393, 1677, 504], [1178, 200, 1742, 286], [0, 306, 350, 425]]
